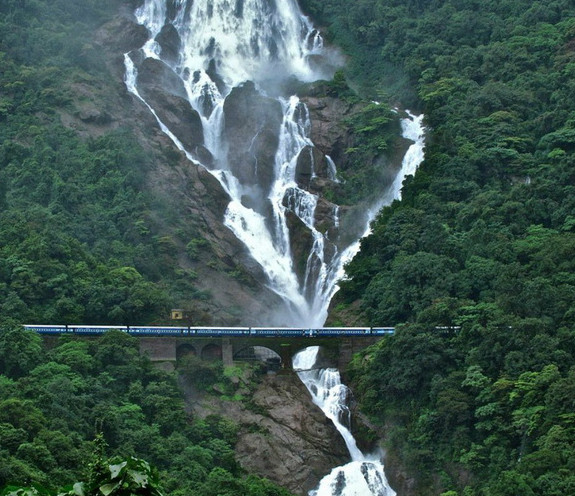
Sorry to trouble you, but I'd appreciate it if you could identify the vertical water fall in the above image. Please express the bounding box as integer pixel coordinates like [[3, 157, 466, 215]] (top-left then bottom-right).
[[124, 0, 425, 326], [294, 347, 396, 496]]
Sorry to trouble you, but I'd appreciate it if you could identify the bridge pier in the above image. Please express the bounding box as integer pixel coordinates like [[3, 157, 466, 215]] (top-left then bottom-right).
[[139, 337, 177, 361], [278, 343, 293, 370], [222, 338, 234, 367]]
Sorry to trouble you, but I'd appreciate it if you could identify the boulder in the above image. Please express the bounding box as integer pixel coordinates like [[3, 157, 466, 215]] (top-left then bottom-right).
[[282, 209, 315, 286], [95, 14, 149, 54], [302, 96, 358, 169], [155, 23, 181, 66]]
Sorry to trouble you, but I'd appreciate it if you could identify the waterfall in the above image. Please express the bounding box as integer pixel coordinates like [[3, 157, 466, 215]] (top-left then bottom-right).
[[391, 111, 425, 200], [124, 0, 425, 326], [294, 347, 396, 496]]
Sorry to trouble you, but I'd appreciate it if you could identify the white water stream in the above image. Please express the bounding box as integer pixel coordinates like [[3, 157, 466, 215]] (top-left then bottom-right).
[[124, 0, 425, 327], [294, 347, 396, 496]]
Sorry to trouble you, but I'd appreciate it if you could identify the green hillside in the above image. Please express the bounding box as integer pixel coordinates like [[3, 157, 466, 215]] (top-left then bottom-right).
[[0, 324, 293, 495], [0, 0, 215, 325], [310, 0, 575, 494]]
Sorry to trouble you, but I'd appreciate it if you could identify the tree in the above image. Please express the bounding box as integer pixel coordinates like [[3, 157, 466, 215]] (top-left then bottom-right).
[[0, 322, 43, 378]]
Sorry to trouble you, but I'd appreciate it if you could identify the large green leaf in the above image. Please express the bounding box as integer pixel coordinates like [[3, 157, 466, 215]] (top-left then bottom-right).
[[108, 461, 127, 480], [98, 483, 119, 496]]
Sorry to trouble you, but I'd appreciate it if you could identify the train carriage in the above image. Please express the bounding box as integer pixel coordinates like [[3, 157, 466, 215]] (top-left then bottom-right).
[[127, 326, 187, 336], [249, 327, 308, 337], [371, 327, 395, 335], [317, 327, 371, 336], [193, 327, 250, 336], [68, 325, 127, 335], [24, 324, 68, 334]]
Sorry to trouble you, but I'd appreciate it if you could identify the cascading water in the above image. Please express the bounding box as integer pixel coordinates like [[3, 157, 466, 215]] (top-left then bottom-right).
[[124, 0, 425, 326], [294, 347, 396, 496], [391, 111, 425, 201]]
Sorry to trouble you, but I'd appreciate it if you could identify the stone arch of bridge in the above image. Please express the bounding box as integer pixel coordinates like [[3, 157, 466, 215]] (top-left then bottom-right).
[[229, 337, 342, 370], [138, 335, 383, 370], [201, 343, 222, 360], [176, 343, 196, 361]]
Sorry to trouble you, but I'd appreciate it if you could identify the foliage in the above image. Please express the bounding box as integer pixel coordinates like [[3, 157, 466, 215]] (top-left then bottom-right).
[[89, 456, 164, 496], [0, 326, 293, 496], [1, 452, 164, 496], [309, 0, 575, 494], [0, 0, 211, 325]]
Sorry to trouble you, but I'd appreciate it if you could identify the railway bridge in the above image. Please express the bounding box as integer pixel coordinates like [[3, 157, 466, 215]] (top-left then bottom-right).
[[26, 325, 395, 371], [139, 334, 384, 370]]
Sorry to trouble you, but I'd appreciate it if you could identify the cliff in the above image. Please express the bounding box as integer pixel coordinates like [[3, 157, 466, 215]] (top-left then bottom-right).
[[180, 371, 349, 495]]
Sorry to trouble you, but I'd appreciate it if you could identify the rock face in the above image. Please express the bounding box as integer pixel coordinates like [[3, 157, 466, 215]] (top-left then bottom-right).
[[137, 57, 207, 158], [302, 95, 358, 171], [185, 373, 349, 495], [155, 23, 181, 65], [69, 12, 288, 325], [223, 81, 283, 199]]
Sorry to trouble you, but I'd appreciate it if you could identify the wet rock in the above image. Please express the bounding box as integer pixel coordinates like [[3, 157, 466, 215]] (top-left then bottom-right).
[[283, 209, 315, 285], [156, 23, 181, 66], [192, 145, 215, 168], [223, 81, 283, 196], [186, 373, 349, 495], [302, 96, 359, 170], [137, 57, 187, 99], [314, 197, 341, 242], [295, 145, 336, 191], [137, 58, 204, 151], [95, 14, 149, 54]]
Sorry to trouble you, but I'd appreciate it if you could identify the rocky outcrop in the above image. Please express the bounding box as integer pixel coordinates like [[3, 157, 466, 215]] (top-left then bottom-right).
[[145, 135, 286, 325], [137, 57, 206, 156], [294, 145, 333, 191], [283, 209, 315, 286], [66, 11, 288, 326], [222, 81, 283, 201], [80, 6, 404, 328], [185, 373, 349, 495], [155, 23, 181, 66], [302, 96, 359, 170], [94, 10, 149, 54]]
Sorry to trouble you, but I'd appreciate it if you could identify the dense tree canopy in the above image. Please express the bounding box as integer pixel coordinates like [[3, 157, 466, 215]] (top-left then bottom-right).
[[308, 0, 575, 494], [0, 323, 293, 496], [0, 0, 214, 326]]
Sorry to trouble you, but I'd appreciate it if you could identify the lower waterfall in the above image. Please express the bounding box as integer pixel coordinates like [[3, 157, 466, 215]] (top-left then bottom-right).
[[294, 347, 396, 496]]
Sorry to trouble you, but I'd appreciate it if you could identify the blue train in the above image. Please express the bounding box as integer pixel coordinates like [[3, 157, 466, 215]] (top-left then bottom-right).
[[23, 324, 396, 337]]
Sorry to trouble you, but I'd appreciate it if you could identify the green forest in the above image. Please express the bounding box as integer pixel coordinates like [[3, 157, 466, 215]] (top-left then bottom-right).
[[0, 0, 211, 326], [308, 0, 575, 494], [0, 323, 293, 495], [3, 0, 575, 494]]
